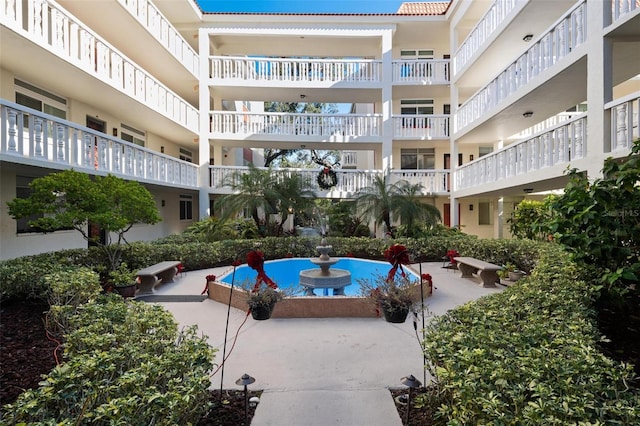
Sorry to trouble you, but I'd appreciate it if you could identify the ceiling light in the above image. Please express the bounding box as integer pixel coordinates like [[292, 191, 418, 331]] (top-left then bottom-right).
[[300, 94, 306, 99], [523, 34, 533, 42], [523, 188, 534, 194], [523, 111, 533, 118]]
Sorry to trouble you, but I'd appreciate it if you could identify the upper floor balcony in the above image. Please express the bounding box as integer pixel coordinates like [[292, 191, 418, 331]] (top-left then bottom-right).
[[209, 166, 450, 197], [0, 0, 199, 135], [392, 115, 449, 139], [209, 56, 450, 88], [608, 91, 640, 154], [455, 1, 587, 140], [210, 111, 382, 143], [454, 114, 586, 194], [0, 100, 197, 188]]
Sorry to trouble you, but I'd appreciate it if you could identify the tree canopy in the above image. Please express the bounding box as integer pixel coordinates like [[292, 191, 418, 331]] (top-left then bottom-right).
[[7, 170, 161, 270]]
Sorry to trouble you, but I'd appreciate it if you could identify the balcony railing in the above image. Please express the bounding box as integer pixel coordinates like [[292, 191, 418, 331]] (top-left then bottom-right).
[[612, 0, 639, 23], [456, 1, 586, 133], [0, 0, 198, 133], [210, 56, 382, 83], [210, 166, 450, 196], [608, 91, 640, 152], [119, 0, 198, 76], [0, 101, 198, 187], [453, 0, 526, 76], [211, 112, 382, 138], [389, 169, 450, 194], [455, 115, 587, 191], [392, 59, 450, 84], [392, 115, 450, 139]]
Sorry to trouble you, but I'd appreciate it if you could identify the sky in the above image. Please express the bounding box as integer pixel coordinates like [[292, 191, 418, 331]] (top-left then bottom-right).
[[196, 0, 409, 14]]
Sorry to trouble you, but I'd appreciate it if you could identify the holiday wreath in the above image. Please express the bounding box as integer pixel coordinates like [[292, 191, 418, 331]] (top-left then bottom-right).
[[317, 167, 338, 190]]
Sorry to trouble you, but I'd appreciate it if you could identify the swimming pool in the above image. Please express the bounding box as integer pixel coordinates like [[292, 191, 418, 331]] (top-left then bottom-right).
[[219, 257, 419, 296]]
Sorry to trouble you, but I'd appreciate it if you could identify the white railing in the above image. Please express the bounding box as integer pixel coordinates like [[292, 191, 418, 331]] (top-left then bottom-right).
[[455, 115, 587, 191], [509, 111, 577, 140], [611, 0, 639, 23], [341, 151, 358, 167], [453, 0, 525, 76], [389, 169, 450, 194], [0, 0, 198, 133], [119, 0, 198, 76], [0, 101, 198, 187], [392, 59, 450, 84], [392, 115, 450, 139], [209, 166, 449, 196], [210, 56, 382, 83], [456, 1, 587, 133], [210, 112, 382, 138], [608, 92, 640, 152]]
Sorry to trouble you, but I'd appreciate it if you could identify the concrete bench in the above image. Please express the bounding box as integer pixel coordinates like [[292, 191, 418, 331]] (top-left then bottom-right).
[[136, 261, 181, 294], [453, 257, 501, 288]]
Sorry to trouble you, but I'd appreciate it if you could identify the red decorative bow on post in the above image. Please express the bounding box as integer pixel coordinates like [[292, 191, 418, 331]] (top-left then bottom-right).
[[384, 244, 410, 282], [247, 250, 278, 291], [421, 273, 433, 295]]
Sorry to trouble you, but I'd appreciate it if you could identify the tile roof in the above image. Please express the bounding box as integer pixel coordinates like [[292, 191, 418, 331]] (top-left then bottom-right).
[[396, 2, 451, 15]]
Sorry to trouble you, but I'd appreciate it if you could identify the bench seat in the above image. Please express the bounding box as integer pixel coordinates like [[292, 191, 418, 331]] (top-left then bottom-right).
[[453, 257, 501, 288], [136, 261, 181, 294]]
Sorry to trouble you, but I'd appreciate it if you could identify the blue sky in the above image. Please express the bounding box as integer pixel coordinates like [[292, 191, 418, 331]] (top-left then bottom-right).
[[196, 0, 408, 13]]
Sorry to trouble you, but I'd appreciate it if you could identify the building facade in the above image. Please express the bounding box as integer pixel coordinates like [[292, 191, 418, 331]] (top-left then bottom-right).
[[1, 0, 638, 260]]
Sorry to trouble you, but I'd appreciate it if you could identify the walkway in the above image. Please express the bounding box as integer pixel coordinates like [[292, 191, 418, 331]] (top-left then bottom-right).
[[150, 262, 504, 426]]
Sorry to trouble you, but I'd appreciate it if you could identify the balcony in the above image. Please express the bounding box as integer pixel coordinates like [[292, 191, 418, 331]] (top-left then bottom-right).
[[392, 115, 450, 139], [453, 0, 526, 77], [455, 1, 587, 136], [210, 56, 382, 86], [209, 166, 449, 196], [392, 59, 450, 85], [454, 114, 586, 192], [0, 101, 197, 188], [0, 0, 199, 134], [210, 112, 382, 142], [608, 91, 640, 153], [612, 0, 640, 24]]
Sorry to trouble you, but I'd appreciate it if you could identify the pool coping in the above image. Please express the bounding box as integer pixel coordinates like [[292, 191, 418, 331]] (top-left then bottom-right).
[[207, 280, 432, 318]]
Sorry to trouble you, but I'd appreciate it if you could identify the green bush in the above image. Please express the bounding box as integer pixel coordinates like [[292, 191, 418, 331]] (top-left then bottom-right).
[[2, 294, 215, 425], [421, 245, 640, 424]]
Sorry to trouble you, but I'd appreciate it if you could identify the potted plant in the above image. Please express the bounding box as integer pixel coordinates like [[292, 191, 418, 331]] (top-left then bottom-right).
[[109, 262, 138, 298], [359, 274, 418, 323], [245, 285, 284, 320], [500, 262, 525, 282]]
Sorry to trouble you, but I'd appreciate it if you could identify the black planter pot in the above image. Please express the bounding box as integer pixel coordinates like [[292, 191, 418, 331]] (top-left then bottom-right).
[[250, 303, 275, 320], [382, 305, 410, 323]]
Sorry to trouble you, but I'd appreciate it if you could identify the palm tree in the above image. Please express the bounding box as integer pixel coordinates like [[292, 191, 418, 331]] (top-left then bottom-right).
[[214, 164, 279, 236], [355, 175, 440, 237], [214, 165, 315, 236]]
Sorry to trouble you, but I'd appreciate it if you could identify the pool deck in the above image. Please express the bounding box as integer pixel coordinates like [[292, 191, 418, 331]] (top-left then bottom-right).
[[147, 261, 505, 426]]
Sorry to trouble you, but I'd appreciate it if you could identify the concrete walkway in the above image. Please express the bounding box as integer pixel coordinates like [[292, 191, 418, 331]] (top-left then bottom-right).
[[149, 262, 505, 426]]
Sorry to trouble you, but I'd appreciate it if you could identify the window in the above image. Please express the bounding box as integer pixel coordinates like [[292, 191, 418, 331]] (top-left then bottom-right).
[[400, 50, 434, 78], [400, 49, 434, 60], [121, 123, 145, 147], [401, 148, 435, 169], [179, 148, 193, 163], [401, 99, 434, 115], [15, 176, 42, 234], [478, 146, 493, 158], [180, 195, 193, 220], [15, 79, 67, 129], [478, 202, 493, 225]]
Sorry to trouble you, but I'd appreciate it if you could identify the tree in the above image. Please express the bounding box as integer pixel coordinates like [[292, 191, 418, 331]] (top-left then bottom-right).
[[355, 175, 441, 237], [214, 164, 315, 236], [508, 197, 556, 240], [7, 170, 161, 270]]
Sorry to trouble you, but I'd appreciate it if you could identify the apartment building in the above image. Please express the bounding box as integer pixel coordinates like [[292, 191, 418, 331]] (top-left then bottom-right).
[[1, 0, 638, 260]]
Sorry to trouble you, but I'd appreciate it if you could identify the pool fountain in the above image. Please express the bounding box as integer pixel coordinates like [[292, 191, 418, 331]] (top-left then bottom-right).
[[299, 237, 351, 296]]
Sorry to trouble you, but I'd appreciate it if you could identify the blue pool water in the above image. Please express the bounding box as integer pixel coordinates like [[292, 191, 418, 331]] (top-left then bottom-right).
[[219, 258, 418, 296]]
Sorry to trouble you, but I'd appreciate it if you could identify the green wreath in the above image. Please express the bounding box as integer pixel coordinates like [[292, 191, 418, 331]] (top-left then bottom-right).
[[317, 167, 338, 190]]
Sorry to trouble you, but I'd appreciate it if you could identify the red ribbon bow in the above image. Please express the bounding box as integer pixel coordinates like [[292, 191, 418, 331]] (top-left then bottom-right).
[[247, 250, 278, 291], [384, 244, 410, 282]]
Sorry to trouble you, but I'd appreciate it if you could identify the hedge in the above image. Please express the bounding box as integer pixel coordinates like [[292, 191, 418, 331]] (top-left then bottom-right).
[[422, 245, 640, 424]]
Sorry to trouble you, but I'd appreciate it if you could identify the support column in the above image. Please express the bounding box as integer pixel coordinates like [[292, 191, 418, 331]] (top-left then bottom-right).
[[381, 29, 393, 174], [198, 28, 211, 219]]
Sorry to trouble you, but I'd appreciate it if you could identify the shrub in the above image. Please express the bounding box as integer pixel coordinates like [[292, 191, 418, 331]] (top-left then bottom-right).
[[2, 295, 215, 425], [421, 246, 640, 424]]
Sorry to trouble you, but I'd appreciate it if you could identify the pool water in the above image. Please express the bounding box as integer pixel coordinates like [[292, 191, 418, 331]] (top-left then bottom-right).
[[219, 258, 418, 296]]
